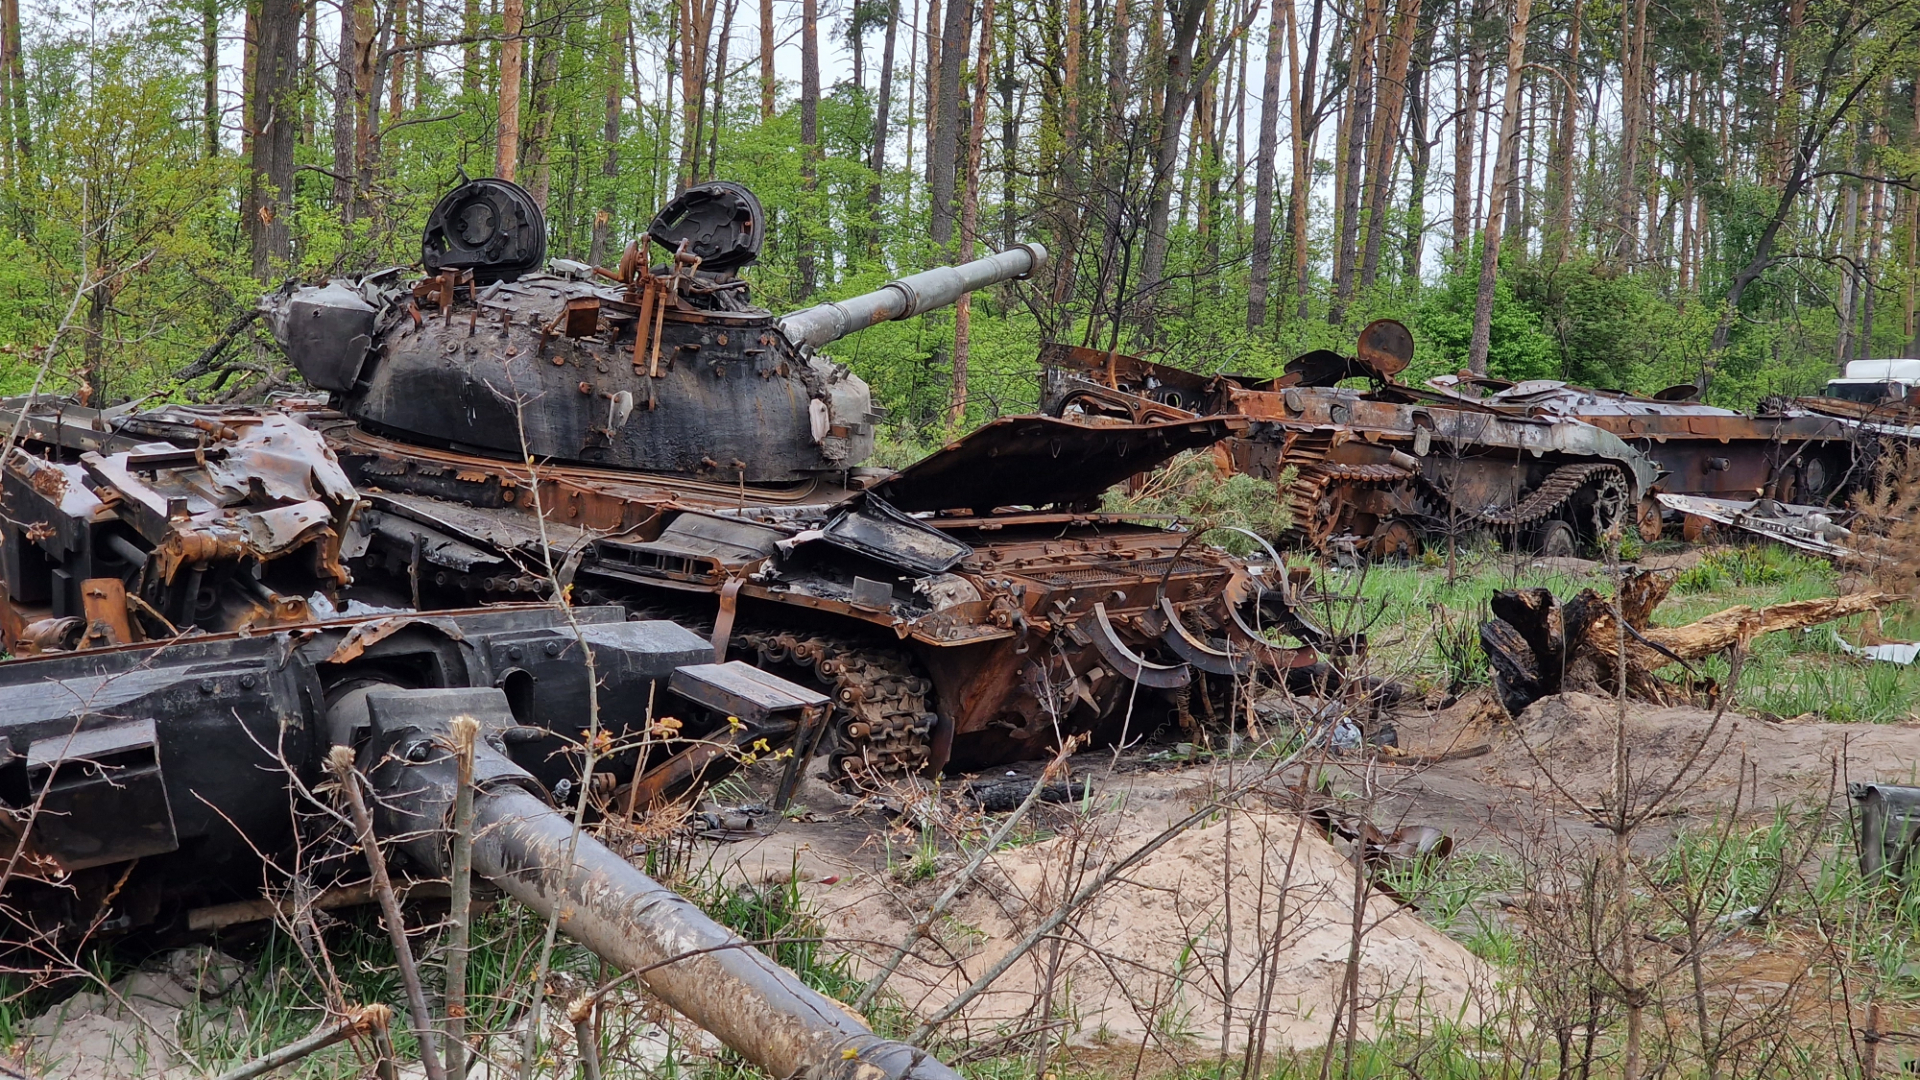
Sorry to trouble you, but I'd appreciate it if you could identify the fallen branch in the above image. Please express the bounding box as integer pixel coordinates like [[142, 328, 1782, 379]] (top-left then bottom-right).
[[1587, 592, 1901, 670], [211, 1003, 392, 1080], [172, 307, 265, 383]]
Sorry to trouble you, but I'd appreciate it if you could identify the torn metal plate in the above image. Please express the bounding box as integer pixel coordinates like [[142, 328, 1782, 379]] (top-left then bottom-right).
[[1654, 493, 1855, 557], [819, 495, 972, 574]]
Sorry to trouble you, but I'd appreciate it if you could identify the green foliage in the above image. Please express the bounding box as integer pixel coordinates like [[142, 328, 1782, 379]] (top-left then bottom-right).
[[1414, 250, 1558, 383], [1674, 544, 1812, 593], [1101, 452, 1293, 554]]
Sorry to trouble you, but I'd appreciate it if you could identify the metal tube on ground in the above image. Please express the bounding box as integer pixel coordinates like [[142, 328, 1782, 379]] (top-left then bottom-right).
[[469, 786, 960, 1080]]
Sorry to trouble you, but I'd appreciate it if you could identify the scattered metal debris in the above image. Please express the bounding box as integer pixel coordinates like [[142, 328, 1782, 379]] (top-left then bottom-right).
[[1655, 493, 1855, 557], [1852, 783, 1920, 885]]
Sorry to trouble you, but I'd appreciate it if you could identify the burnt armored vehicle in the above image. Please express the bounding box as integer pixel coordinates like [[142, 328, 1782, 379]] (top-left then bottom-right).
[[1042, 322, 1661, 558], [261, 179, 1324, 779], [1425, 375, 1864, 528]]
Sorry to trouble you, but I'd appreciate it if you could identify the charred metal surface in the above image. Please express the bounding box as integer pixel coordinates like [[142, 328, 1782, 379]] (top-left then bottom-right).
[[1654, 493, 1855, 557], [0, 604, 824, 937], [1429, 375, 1864, 515], [1042, 328, 1660, 557]]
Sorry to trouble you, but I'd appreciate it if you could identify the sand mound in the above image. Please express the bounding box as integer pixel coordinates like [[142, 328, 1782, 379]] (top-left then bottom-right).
[[816, 806, 1496, 1057], [23, 948, 245, 1080], [1509, 691, 1920, 806]]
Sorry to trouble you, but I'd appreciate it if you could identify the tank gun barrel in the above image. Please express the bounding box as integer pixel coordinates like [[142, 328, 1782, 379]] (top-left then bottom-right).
[[778, 243, 1048, 350]]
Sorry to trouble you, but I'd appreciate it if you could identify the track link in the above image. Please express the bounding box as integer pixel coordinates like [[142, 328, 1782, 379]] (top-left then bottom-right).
[[1421, 462, 1627, 529], [734, 629, 936, 779]]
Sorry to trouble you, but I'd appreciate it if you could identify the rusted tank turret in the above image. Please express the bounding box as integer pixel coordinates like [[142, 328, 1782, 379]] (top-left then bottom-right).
[[253, 179, 1330, 779], [269, 180, 1043, 483]]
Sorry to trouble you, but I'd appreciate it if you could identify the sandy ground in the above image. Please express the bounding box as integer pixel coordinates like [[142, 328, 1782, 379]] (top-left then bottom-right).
[[21, 684, 1920, 1076]]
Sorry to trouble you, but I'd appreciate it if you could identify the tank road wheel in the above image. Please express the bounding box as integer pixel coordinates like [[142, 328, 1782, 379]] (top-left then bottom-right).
[[734, 629, 938, 782], [1636, 496, 1664, 544], [1533, 520, 1578, 559], [1369, 518, 1421, 563]]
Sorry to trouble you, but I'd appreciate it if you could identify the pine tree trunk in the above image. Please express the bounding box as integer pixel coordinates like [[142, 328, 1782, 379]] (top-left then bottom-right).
[[930, 0, 971, 247], [1289, 0, 1322, 318], [1614, 0, 1649, 260], [1450, 0, 1482, 256], [390, 0, 407, 121], [203, 0, 220, 157], [1248, 0, 1287, 329], [924, 0, 941, 184], [1048, 0, 1082, 303], [797, 0, 820, 295], [868, 0, 899, 239], [1329, 0, 1382, 321], [497, 0, 524, 180], [250, 0, 302, 281], [759, 0, 775, 118], [1399, 4, 1437, 285], [589, 3, 624, 266], [707, 0, 736, 179], [1359, 0, 1422, 291], [1466, 0, 1530, 375], [525, 2, 564, 207], [951, 0, 995, 428], [1547, 0, 1580, 261], [463, 0, 481, 99]]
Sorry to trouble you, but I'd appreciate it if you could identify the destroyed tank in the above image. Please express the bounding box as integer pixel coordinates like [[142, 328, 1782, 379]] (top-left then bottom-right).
[[1042, 322, 1663, 559], [254, 179, 1327, 779]]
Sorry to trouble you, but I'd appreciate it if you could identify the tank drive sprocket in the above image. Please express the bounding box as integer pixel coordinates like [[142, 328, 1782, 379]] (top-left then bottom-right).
[[733, 629, 936, 780]]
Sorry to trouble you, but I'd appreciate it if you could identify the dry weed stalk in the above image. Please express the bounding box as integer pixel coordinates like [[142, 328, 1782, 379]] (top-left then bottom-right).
[[1850, 439, 1920, 597]]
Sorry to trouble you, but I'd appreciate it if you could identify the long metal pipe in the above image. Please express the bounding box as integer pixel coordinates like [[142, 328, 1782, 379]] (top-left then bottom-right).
[[470, 787, 960, 1080], [778, 243, 1049, 350]]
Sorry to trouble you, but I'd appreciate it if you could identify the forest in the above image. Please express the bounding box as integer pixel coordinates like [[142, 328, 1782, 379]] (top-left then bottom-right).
[[2, 0, 1919, 440]]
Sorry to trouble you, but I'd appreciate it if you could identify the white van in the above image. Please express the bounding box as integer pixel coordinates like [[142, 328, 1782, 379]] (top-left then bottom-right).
[[1824, 358, 1920, 404]]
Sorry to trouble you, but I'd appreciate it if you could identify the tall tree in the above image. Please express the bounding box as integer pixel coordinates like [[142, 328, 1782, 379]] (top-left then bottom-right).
[[1247, 0, 1287, 329], [759, 0, 775, 119], [1358, 0, 1421, 291], [248, 0, 302, 280], [1466, 0, 1530, 375], [796, 0, 819, 294], [951, 0, 995, 426], [590, 1, 625, 266], [498, 0, 525, 181], [868, 0, 899, 237], [1328, 0, 1381, 320], [929, 0, 970, 246]]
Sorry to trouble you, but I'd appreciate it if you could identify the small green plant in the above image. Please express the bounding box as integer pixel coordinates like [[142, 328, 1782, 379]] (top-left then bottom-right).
[[1102, 453, 1294, 555], [1675, 545, 1812, 593]]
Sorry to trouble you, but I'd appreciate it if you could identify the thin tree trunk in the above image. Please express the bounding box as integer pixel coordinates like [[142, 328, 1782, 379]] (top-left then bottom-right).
[[1329, 0, 1381, 320], [929, 0, 971, 247], [759, 0, 774, 118], [1046, 0, 1083, 304], [250, 0, 302, 281], [1289, 0, 1321, 317], [350, 0, 376, 219], [390, 0, 408, 121], [868, 0, 899, 240], [707, 0, 736, 179], [678, 0, 717, 189], [1548, 0, 1580, 261], [1864, 171, 1886, 358], [1838, 178, 1861, 366], [464, 0, 481, 98], [525, 1, 564, 207], [1466, 0, 1530, 375], [1000, 26, 1017, 248], [1399, 4, 1437, 285], [1248, 0, 1286, 329], [589, 2, 624, 266], [1359, 0, 1421, 290], [797, 0, 819, 295], [1614, 0, 1649, 260], [498, 0, 524, 180], [924, 0, 941, 184], [951, 0, 995, 428], [203, 0, 220, 157], [1450, 0, 1482, 256]]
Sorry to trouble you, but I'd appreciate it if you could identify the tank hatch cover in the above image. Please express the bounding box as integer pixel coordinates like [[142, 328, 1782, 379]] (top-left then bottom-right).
[[648, 181, 764, 272], [422, 178, 547, 282]]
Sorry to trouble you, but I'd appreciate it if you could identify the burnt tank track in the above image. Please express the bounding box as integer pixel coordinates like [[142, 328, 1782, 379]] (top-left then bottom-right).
[[735, 629, 937, 780]]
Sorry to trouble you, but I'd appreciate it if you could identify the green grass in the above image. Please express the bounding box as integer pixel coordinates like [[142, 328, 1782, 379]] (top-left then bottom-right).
[[1312, 540, 1920, 722]]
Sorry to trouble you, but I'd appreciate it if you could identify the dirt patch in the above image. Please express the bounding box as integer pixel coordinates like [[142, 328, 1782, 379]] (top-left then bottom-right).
[[22, 948, 245, 1080], [789, 802, 1496, 1063]]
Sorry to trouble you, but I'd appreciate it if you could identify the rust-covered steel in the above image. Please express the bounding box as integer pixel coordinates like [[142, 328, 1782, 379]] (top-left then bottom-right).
[[1426, 376, 1866, 533], [0, 177, 1331, 792], [1042, 325, 1661, 558]]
